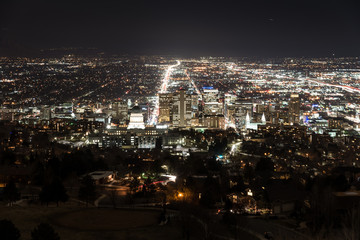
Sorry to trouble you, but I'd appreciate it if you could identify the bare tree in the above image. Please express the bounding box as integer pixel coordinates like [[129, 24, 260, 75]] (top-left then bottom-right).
[[342, 205, 360, 240]]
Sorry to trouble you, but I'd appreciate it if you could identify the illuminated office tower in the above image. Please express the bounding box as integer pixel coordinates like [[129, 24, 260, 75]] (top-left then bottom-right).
[[112, 101, 128, 123], [224, 93, 237, 105], [172, 89, 192, 127], [288, 94, 300, 124], [158, 93, 173, 123], [41, 106, 52, 120], [203, 87, 223, 115], [203, 87, 219, 103], [191, 94, 199, 113]]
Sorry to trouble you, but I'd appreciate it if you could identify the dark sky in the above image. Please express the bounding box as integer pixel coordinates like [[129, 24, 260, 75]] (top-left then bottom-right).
[[1, 0, 360, 57]]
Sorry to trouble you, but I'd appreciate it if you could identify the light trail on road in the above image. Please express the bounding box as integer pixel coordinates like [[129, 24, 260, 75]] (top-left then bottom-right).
[[227, 62, 360, 95], [184, 69, 202, 100], [149, 60, 180, 125], [305, 78, 360, 94], [159, 60, 180, 94]]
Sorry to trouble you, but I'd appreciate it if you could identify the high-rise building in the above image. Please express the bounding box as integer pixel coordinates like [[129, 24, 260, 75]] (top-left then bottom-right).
[[172, 89, 192, 127], [112, 101, 128, 123], [191, 94, 199, 115], [41, 106, 52, 120], [203, 87, 219, 103], [224, 93, 237, 105], [204, 114, 225, 129], [203, 87, 224, 115], [204, 102, 223, 115], [288, 94, 300, 124], [158, 93, 173, 123]]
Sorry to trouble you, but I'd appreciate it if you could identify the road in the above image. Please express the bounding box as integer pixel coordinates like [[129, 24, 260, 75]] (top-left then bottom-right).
[[305, 77, 360, 94], [149, 60, 181, 125], [238, 216, 310, 240], [98, 181, 130, 196], [160, 60, 181, 94], [227, 62, 360, 95]]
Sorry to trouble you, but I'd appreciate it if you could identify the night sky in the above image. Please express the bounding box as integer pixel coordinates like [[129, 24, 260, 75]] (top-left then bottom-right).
[[1, 0, 360, 57]]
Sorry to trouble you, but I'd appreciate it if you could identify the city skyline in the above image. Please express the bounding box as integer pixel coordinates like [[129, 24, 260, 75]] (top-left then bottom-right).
[[1, 54, 360, 239], [1, 1, 360, 239]]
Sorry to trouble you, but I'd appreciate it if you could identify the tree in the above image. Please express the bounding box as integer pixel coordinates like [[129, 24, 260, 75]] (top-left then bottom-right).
[[40, 178, 68, 206], [31, 223, 60, 240], [46, 157, 61, 181], [199, 190, 215, 208], [255, 158, 274, 172], [78, 175, 96, 207], [149, 159, 165, 177], [186, 154, 207, 175], [31, 160, 45, 186], [31, 133, 51, 149], [255, 158, 274, 182], [198, 175, 220, 208], [3, 180, 20, 206], [341, 205, 360, 240], [207, 157, 221, 172], [243, 163, 255, 183], [0, 150, 16, 165], [0, 219, 20, 240], [209, 137, 228, 155], [129, 177, 140, 194], [332, 174, 349, 192], [61, 150, 95, 178], [230, 175, 246, 192]]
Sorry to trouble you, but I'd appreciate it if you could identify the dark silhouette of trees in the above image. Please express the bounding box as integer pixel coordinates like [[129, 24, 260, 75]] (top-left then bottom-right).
[[230, 175, 246, 192], [255, 158, 274, 182], [3, 180, 20, 206], [210, 137, 228, 154], [31, 133, 51, 149], [207, 156, 221, 172], [149, 159, 165, 177], [30, 149, 109, 186], [48, 157, 61, 175], [332, 174, 349, 192], [0, 219, 20, 240], [31, 223, 60, 240], [186, 154, 207, 175], [0, 150, 16, 165], [39, 178, 68, 206], [307, 176, 337, 235], [342, 206, 360, 240], [31, 160, 45, 186], [255, 158, 274, 172], [199, 190, 215, 208], [78, 175, 96, 207], [92, 158, 108, 171], [199, 175, 221, 208], [243, 163, 255, 183], [61, 150, 95, 178]]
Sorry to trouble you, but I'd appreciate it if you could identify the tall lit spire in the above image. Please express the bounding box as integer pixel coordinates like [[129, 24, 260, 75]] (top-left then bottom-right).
[[245, 112, 250, 129], [262, 112, 266, 123]]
